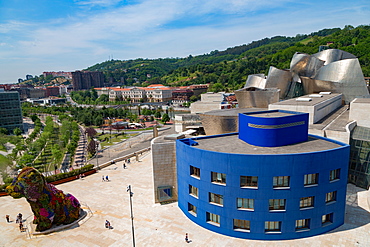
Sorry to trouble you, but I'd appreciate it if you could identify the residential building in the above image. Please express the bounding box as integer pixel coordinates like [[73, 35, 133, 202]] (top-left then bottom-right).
[[172, 89, 194, 106], [72, 71, 104, 91]]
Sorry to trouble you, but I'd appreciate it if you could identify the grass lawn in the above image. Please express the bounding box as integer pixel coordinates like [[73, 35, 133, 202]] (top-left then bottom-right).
[[0, 154, 12, 171], [98, 133, 137, 149]]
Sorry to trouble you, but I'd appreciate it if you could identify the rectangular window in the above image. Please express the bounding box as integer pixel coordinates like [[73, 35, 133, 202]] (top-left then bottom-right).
[[188, 203, 197, 216], [240, 176, 258, 187], [211, 172, 226, 184], [190, 165, 200, 178], [295, 219, 310, 230], [304, 173, 318, 186], [273, 176, 290, 188], [322, 213, 333, 225], [206, 212, 220, 226], [269, 199, 286, 211], [325, 191, 337, 203], [158, 186, 172, 202], [237, 198, 254, 210], [209, 192, 223, 206], [265, 221, 281, 232], [329, 169, 340, 181], [300, 196, 314, 208], [189, 185, 198, 198], [233, 219, 250, 231]]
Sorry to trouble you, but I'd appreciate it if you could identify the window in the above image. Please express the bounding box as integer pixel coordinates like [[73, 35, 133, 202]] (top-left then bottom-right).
[[295, 219, 310, 230], [329, 169, 340, 181], [206, 212, 220, 226], [190, 165, 200, 178], [211, 172, 226, 184], [240, 176, 258, 187], [265, 221, 281, 232], [322, 213, 333, 225], [188, 203, 197, 216], [273, 176, 290, 188], [209, 192, 223, 206], [233, 219, 250, 231], [300, 196, 314, 208], [237, 198, 254, 210], [189, 185, 198, 198], [325, 191, 337, 203], [304, 173, 318, 186], [269, 199, 286, 211], [158, 186, 172, 202]]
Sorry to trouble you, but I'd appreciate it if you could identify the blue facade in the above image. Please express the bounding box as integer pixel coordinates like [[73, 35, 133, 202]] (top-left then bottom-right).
[[176, 111, 350, 240]]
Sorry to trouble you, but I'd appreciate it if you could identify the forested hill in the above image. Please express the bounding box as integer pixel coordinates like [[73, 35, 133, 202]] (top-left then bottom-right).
[[86, 25, 370, 92]]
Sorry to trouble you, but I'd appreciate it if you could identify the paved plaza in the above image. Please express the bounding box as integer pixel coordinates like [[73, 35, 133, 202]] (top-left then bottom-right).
[[1, 151, 370, 247]]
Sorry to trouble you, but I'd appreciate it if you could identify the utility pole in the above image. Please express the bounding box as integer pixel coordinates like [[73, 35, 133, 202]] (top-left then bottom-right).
[[127, 185, 135, 247]]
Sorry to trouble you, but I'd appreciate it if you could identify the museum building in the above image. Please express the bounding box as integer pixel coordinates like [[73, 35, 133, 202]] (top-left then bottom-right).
[[176, 110, 350, 240]]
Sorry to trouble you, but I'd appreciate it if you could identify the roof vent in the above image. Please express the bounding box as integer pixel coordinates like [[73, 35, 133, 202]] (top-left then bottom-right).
[[308, 94, 323, 98], [319, 92, 331, 95], [296, 98, 312, 102]]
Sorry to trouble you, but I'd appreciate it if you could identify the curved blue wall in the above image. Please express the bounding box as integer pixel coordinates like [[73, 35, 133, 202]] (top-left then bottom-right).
[[176, 134, 349, 240]]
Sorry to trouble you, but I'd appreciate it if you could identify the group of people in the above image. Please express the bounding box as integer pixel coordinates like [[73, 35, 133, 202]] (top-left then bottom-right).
[[5, 213, 25, 232], [105, 220, 112, 229], [102, 175, 109, 181]]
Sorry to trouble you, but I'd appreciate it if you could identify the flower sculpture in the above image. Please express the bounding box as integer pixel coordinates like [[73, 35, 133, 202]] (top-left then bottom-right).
[[6, 167, 81, 232]]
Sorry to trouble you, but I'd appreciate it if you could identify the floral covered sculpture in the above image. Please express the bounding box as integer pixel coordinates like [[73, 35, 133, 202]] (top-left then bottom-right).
[[6, 167, 81, 232]]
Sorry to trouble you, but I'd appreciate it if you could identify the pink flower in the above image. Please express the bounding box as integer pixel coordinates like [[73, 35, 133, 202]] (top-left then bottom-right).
[[39, 208, 49, 217]]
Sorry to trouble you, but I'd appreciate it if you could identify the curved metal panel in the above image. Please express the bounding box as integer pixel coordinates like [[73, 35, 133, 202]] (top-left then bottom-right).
[[290, 52, 325, 77], [265, 66, 292, 97], [235, 88, 280, 108], [245, 74, 266, 89], [312, 49, 356, 65]]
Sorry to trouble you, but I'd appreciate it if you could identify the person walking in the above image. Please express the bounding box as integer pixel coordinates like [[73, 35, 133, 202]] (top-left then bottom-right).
[[123, 162, 126, 169], [5, 215, 10, 223], [185, 233, 189, 243], [19, 222, 23, 232], [105, 175, 109, 181], [102, 175, 105, 182]]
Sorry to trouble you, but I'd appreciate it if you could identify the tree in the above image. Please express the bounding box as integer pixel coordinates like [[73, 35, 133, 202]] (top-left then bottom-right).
[[13, 127, 22, 136], [0, 127, 8, 135], [161, 113, 170, 124], [85, 127, 97, 139], [154, 111, 161, 119]]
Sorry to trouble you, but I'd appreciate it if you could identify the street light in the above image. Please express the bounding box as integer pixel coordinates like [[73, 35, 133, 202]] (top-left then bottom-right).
[[127, 185, 135, 247], [94, 138, 100, 170]]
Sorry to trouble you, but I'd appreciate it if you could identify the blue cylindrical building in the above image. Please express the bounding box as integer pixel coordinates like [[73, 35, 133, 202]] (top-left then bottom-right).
[[176, 110, 349, 240]]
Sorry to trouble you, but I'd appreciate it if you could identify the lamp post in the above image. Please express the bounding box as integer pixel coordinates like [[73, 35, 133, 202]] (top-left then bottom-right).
[[127, 185, 135, 247], [94, 138, 100, 170]]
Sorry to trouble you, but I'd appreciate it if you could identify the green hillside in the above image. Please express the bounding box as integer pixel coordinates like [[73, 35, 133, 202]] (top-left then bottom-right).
[[88, 25, 370, 92]]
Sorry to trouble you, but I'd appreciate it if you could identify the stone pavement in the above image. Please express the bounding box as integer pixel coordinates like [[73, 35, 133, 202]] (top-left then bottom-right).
[[1, 152, 370, 247]]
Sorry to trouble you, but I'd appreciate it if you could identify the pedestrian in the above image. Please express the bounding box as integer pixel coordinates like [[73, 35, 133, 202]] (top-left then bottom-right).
[[18, 213, 22, 223], [106, 175, 109, 181], [19, 222, 23, 232], [102, 175, 105, 182], [5, 215, 10, 223], [185, 233, 189, 243], [105, 220, 111, 229], [128, 158, 131, 164], [123, 162, 126, 169]]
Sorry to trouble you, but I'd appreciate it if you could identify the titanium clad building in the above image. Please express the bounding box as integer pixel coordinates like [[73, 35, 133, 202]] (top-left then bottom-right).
[[176, 110, 350, 240], [0, 91, 23, 132]]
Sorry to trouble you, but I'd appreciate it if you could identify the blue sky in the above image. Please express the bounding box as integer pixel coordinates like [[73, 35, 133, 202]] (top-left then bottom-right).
[[0, 0, 369, 83]]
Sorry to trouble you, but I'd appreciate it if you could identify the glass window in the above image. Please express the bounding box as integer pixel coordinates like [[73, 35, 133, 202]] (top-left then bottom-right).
[[300, 196, 314, 208], [304, 173, 318, 186], [158, 186, 172, 202], [189, 185, 198, 197], [237, 198, 254, 210], [233, 219, 250, 231], [295, 219, 310, 230], [207, 212, 220, 225], [211, 172, 226, 184], [190, 165, 200, 178], [265, 221, 281, 232], [325, 191, 337, 203], [240, 176, 258, 187], [273, 176, 290, 188], [329, 169, 340, 181], [322, 213, 333, 225], [188, 203, 197, 216], [209, 192, 223, 205], [269, 199, 286, 210]]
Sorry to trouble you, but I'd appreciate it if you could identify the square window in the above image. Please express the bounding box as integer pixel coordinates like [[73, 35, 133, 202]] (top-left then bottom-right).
[[240, 176, 258, 187], [329, 169, 340, 181], [300, 196, 314, 208], [188, 203, 197, 216], [158, 186, 172, 202], [190, 165, 200, 178], [209, 192, 223, 206], [322, 213, 333, 225], [295, 219, 310, 230], [233, 219, 250, 231], [206, 212, 220, 226], [265, 221, 281, 232], [325, 191, 337, 203], [304, 173, 318, 186], [273, 176, 290, 188], [189, 185, 198, 198], [237, 198, 254, 210], [211, 172, 226, 184], [269, 199, 286, 211]]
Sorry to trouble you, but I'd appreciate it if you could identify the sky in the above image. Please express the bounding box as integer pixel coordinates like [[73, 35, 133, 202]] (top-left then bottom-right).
[[0, 0, 369, 84]]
